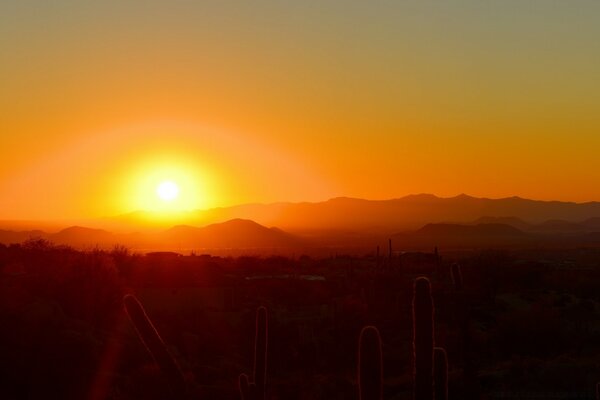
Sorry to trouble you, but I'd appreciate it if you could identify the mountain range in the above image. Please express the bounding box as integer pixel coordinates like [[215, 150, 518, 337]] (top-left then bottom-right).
[[2, 194, 600, 252], [104, 194, 600, 233], [0, 219, 300, 252]]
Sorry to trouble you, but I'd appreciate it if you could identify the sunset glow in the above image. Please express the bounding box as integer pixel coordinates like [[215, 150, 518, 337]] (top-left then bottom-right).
[[121, 153, 212, 214], [0, 1, 599, 221]]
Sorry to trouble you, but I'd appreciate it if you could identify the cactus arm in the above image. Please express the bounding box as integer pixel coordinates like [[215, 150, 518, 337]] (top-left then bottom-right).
[[123, 294, 187, 397]]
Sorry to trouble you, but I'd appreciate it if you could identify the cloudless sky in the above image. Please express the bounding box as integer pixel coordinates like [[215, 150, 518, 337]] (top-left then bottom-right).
[[1, 1, 600, 219]]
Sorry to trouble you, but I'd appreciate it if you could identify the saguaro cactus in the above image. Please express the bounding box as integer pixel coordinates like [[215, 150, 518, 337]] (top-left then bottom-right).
[[413, 277, 434, 400], [123, 294, 187, 397], [239, 306, 268, 400], [433, 347, 448, 400], [358, 326, 383, 400]]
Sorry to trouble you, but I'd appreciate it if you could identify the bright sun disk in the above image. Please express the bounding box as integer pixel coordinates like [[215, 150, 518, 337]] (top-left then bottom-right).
[[156, 181, 179, 201]]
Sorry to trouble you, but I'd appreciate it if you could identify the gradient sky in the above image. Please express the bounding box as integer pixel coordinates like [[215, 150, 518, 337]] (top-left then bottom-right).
[[1, 1, 600, 219]]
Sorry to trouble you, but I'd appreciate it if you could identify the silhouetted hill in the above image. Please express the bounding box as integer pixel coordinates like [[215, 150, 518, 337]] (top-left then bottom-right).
[[51, 226, 117, 246], [531, 219, 588, 233], [393, 223, 533, 249], [470, 216, 532, 231], [581, 217, 600, 230], [159, 219, 301, 249]]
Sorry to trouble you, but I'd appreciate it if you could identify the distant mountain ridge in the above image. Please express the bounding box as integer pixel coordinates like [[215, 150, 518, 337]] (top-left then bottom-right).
[[95, 194, 600, 234]]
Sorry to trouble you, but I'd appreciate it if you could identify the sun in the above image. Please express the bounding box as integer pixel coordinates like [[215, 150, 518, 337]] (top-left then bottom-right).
[[156, 181, 179, 202], [121, 155, 214, 213]]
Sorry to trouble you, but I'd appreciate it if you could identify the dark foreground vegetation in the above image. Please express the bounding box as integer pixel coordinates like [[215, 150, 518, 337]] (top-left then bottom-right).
[[1, 238, 599, 399]]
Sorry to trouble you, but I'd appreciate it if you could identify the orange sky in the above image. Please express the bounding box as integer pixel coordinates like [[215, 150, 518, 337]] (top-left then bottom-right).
[[1, 1, 600, 219]]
